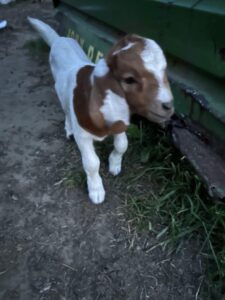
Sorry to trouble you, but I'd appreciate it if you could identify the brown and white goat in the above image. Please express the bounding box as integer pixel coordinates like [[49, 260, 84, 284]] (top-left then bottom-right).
[[28, 17, 174, 204]]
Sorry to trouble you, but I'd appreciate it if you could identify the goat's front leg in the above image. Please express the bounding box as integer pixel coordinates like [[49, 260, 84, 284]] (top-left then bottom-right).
[[65, 116, 73, 139], [109, 132, 128, 176], [77, 138, 105, 204]]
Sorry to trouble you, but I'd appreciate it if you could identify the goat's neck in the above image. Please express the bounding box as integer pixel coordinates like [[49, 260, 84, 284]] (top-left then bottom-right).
[[89, 60, 130, 134], [91, 59, 126, 102]]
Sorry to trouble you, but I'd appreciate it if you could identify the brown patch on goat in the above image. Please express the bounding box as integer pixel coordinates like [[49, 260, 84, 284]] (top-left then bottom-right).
[[74, 65, 127, 137]]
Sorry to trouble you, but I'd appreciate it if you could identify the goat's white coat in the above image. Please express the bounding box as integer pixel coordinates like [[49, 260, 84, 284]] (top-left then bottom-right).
[[92, 58, 109, 77], [90, 58, 109, 84], [113, 42, 135, 55], [157, 85, 173, 104], [141, 39, 172, 104], [28, 17, 129, 204], [100, 90, 130, 127], [141, 39, 166, 75]]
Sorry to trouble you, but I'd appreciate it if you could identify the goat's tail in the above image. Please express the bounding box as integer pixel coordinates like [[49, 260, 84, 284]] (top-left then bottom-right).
[[27, 17, 59, 47]]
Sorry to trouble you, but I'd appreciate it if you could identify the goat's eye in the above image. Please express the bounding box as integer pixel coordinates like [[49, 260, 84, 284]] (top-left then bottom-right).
[[123, 77, 137, 84]]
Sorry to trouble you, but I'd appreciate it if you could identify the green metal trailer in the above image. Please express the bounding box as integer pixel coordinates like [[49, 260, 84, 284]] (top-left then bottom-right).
[[53, 0, 225, 200]]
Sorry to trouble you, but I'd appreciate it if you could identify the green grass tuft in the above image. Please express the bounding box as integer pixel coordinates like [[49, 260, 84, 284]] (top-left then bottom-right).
[[64, 169, 86, 188], [122, 122, 225, 298], [24, 38, 49, 56]]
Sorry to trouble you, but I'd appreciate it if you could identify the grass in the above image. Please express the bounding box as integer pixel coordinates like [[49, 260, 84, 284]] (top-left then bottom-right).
[[24, 39, 49, 57], [115, 121, 225, 299], [64, 169, 86, 188]]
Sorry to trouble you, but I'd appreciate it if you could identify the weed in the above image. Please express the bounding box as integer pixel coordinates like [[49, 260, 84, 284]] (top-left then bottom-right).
[[120, 121, 225, 299], [64, 169, 86, 188], [24, 38, 49, 57]]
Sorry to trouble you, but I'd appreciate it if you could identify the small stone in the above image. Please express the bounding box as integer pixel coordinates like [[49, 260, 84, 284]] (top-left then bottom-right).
[[188, 288, 193, 296], [40, 283, 51, 293], [11, 194, 18, 201], [16, 244, 23, 252]]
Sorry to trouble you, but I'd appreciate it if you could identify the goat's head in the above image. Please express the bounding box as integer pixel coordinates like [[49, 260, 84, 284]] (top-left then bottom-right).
[[106, 34, 174, 124]]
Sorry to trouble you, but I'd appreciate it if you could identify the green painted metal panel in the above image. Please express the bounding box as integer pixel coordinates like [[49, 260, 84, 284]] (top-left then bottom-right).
[[168, 56, 225, 128], [56, 0, 225, 78], [57, 4, 119, 63]]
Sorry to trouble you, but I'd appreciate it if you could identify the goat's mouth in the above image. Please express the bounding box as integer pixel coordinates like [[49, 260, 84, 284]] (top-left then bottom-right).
[[147, 110, 174, 125], [148, 110, 169, 120]]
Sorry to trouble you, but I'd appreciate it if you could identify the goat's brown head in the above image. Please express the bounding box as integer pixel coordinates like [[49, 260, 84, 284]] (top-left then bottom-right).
[[106, 34, 174, 124]]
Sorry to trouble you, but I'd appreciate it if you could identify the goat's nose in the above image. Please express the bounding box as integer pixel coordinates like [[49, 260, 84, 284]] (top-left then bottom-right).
[[162, 102, 173, 111]]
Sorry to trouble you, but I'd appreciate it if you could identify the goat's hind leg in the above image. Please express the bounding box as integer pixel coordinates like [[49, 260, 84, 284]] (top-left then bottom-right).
[[65, 116, 73, 140], [54, 83, 73, 140]]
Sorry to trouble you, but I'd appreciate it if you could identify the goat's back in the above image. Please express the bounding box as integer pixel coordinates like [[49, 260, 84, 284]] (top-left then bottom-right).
[[49, 37, 92, 82]]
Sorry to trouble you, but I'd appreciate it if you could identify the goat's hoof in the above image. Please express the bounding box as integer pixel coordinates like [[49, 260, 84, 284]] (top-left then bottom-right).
[[89, 188, 105, 204], [66, 132, 74, 140], [67, 134, 74, 141], [109, 163, 121, 176]]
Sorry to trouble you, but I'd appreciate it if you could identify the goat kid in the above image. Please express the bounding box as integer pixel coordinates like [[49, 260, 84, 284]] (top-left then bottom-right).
[[28, 17, 174, 204]]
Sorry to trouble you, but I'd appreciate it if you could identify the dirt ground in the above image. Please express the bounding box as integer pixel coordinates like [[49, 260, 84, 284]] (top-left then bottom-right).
[[0, 1, 204, 299]]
